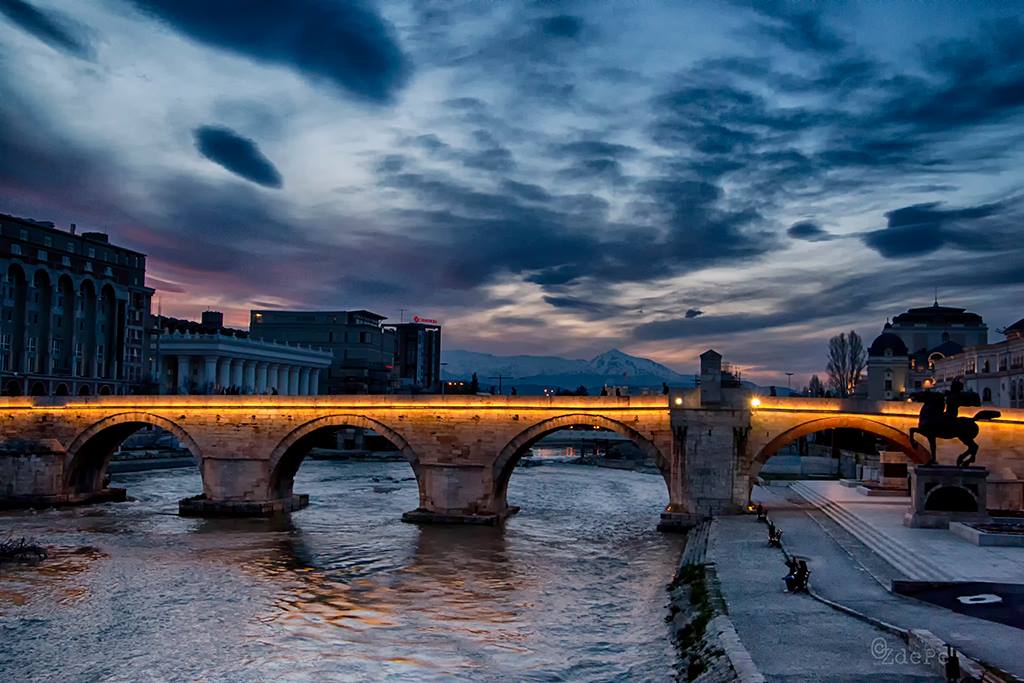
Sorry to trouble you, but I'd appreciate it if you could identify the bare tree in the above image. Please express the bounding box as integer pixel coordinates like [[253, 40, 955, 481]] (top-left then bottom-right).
[[826, 331, 866, 397], [807, 374, 824, 397]]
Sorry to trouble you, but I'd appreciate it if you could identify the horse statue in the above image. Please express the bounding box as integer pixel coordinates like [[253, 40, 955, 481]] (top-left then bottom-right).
[[908, 379, 1001, 466]]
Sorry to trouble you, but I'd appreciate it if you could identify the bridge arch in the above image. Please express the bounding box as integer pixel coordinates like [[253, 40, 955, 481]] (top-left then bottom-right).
[[267, 414, 423, 503], [65, 412, 203, 495], [752, 415, 929, 474], [492, 413, 670, 511]]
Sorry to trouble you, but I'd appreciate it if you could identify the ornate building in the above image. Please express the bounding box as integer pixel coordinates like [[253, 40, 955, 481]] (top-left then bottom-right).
[[1, 214, 152, 396], [932, 317, 1024, 408], [865, 301, 988, 400]]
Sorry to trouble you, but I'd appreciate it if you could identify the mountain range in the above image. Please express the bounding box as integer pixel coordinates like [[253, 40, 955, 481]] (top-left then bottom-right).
[[440, 348, 696, 391]]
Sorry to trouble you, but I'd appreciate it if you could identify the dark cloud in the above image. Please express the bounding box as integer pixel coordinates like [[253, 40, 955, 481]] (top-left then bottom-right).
[[787, 221, 833, 241], [861, 200, 1014, 258], [538, 15, 584, 39], [130, 0, 409, 103], [685, 309, 703, 319], [0, 0, 92, 58], [193, 126, 283, 188]]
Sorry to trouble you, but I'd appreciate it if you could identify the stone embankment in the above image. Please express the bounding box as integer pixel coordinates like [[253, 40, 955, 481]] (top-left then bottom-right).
[[667, 520, 762, 683]]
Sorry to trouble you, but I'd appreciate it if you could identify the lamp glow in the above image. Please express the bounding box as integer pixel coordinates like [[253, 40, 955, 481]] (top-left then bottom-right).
[[673, 397, 683, 406], [750, 397, 762, 408]]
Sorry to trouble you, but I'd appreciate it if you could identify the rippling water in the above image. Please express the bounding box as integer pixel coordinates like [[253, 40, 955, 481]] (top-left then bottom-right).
[[0, 461, 683, 682]]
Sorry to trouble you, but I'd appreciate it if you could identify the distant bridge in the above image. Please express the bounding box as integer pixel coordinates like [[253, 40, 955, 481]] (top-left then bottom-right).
[[2, 392, 1021, 527]]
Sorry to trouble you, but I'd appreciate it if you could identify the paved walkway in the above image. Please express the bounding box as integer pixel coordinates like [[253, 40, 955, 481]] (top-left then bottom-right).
[[790, 480, 1024, 583], [710, 515, 941, 681], [754, 484, 1024, 679]]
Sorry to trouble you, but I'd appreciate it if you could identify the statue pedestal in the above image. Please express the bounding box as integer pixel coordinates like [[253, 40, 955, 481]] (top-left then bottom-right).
[[904, 465, 990, 529]]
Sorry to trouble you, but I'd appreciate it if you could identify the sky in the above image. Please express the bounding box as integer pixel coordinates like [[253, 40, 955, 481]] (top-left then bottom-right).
[[1, 0, 1023, 385]]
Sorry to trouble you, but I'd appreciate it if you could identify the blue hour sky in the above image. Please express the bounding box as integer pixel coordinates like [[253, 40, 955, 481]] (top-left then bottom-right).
[[1, 0, 1022, 383]]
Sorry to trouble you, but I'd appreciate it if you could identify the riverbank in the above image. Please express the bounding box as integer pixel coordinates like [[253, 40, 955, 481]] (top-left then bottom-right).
[[667, 521, 761, 682]]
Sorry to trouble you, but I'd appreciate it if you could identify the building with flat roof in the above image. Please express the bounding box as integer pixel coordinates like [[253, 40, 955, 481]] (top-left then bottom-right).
[[249, 309, 397, 393], [388, 320, 442, 392], [155, 311, 331, 395], [1, 213, 153, 396]]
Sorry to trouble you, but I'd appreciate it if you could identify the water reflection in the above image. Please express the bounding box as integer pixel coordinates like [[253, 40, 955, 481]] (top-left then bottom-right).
[[1, 461, 682, 682]]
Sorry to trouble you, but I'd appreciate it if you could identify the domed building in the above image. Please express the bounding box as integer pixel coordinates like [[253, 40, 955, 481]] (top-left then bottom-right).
[[865, 300, 988, 400]]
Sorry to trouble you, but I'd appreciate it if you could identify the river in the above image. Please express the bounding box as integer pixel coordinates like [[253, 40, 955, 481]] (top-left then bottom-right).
[[0, 461, 683, 682]]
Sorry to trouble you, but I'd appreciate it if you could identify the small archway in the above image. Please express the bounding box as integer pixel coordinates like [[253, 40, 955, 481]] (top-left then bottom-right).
[[78, 384, 92, 396], [55, 383, 69, 396], [30, 381, 47, 396], [3, 380, 22, 396], [267, 414, 422, 504], [492, 413, 670, 514], [65, 412, 203, 496], [99, 384, 112, 395]]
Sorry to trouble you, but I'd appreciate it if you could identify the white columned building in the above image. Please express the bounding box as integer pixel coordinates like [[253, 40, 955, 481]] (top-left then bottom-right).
[[157, 331, 331, 395]]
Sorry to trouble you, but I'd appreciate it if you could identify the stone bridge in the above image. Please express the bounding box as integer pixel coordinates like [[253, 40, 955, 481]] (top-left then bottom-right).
[[1, 390, 1021, 528]]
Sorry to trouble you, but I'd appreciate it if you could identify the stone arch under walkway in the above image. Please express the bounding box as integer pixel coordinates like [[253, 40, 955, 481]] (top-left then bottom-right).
[[491, 413, 670, 512], [267, 414, 423, 503], [65, 412, 203, 495], [750, 415, 929, 481]]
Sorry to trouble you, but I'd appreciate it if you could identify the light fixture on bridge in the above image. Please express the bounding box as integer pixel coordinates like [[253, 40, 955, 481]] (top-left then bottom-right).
[[750, 397, 762, 408], [674, 397, 683, 406]]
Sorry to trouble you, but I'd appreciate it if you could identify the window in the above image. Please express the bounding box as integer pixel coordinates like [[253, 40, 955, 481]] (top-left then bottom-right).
[[10, 244, 21, 255], [26, 337, 37, 353], [37, 249, 47, 260], [67, 242, 75, 252], [103, 266, 113, 276], [982, 387, 992, 402], [84, 261, 93, 272], [43, 236, 52, 247], [62, 256, 71, 266], [19, 229, 27, 240]]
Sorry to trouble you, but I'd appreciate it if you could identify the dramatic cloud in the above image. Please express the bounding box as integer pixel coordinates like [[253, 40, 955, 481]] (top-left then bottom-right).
[[129, 0, 409, 103], [0, 0, 92, 58], [193, 126, 283, 188], [2, 1, 1024, 380], [862, 200, 1015, 258]]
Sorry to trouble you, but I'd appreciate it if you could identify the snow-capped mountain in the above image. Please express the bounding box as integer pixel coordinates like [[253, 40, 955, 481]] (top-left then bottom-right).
[[441, 348, 695, 391]]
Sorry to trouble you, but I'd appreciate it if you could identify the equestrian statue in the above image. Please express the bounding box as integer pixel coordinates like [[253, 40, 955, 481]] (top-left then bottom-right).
[[909, 379, 1001, 467]]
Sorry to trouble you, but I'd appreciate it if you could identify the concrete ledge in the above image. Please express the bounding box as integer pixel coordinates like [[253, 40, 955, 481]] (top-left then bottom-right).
[[0, 487, 127, 510], [950, 521, 1024, 547], [855, 485, 907, 497], [178, 494, 309, 517], [903, 510, 990, 529], [657, 511, 700, 532], [401, 506, 520, 526]]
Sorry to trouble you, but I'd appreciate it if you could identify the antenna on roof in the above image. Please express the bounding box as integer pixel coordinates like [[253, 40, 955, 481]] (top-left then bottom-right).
[[933, 287, 939, 307]]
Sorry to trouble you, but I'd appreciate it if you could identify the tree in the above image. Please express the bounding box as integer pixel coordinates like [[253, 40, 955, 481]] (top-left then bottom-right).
[[469, 372, 480, 394], [808, 374, 824, 397], [826, 331, 866, 397], [575, 385, 588, 396]]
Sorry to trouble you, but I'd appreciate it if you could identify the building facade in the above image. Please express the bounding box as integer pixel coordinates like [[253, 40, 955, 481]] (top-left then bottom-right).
[[249, 310, 397, 394], [865, 301, 987, 400], [932, 318, 1024, 408], [388, 320, 442, 392], [155, 311, 332, 395], [1, 214, 152, 396]]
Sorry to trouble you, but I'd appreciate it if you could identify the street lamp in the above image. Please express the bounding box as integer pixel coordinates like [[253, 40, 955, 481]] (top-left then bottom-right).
[[440, 363, 448, 395], [785, 372, 794, 391]]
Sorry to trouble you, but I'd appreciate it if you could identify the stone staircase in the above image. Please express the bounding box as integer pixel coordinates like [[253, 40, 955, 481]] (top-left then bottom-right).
[[790, 481, 951, 582]]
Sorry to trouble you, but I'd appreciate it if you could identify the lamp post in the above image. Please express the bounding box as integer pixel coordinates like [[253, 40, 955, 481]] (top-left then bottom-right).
[[440, 362, 448, 395], [785, 372, 794, 391]]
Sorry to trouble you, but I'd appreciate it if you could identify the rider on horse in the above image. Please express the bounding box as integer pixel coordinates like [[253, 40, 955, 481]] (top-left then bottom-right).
[[909, 379, 1001, 467]]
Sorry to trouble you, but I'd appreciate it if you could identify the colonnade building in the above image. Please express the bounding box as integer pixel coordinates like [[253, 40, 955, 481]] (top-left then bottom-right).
[[156, 312, 332, 395], [1, 214, 152, 396]]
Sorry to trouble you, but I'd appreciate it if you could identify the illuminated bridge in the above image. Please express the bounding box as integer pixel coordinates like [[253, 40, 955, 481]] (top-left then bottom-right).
[[1, 392, 1021, 528]]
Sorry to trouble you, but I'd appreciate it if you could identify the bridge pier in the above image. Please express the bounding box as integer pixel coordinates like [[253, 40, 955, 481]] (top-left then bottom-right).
[[401, 462, 514, 526]]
